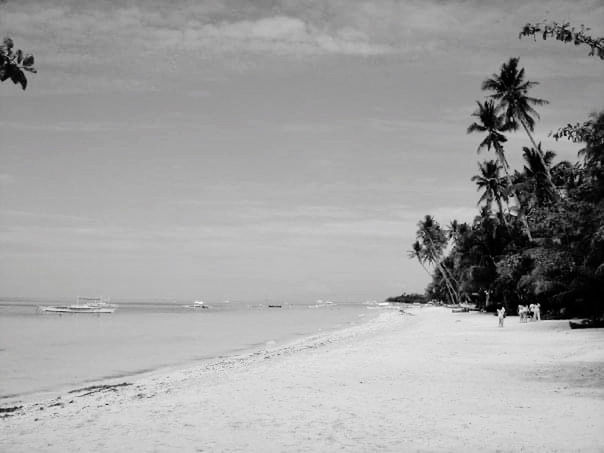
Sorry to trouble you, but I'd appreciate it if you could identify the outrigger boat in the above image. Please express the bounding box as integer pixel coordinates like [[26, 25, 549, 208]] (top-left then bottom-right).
[[39, 297, 117, 314]]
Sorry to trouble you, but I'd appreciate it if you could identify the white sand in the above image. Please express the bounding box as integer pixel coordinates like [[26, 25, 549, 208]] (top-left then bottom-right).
[[2, 307, 603, 452]]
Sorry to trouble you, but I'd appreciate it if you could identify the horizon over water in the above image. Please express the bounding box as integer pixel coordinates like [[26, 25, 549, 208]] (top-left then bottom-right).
[[0, 298, 385, 401]]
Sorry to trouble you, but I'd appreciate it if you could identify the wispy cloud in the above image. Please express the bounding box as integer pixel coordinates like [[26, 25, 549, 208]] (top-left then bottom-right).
[[2, 0, 601, 93]]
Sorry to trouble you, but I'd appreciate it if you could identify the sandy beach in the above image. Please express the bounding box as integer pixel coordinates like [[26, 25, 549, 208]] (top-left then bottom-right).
[[2, 306, 603, 452]]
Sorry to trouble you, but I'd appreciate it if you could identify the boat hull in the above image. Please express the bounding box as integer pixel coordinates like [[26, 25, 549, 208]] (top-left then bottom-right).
[[39, 306, 116, 314]]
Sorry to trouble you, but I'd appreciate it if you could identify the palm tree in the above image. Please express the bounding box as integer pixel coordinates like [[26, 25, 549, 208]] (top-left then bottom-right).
[[468, 99, 536, 240], [467, 100, 512, 170], [447, 220, 460, 241], [408, 241, 434, 278], [482, 58, 548, 148], [414, 215, 460, 304], [409, 239, 459, 304], [521, 145, 557, 205], [482, 58, 551, 180], [471, 160, 509, 227]]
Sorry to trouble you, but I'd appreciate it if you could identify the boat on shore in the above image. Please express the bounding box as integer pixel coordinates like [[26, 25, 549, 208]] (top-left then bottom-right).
[[569, 319, 604, 329], [38, 297, 117, 314]]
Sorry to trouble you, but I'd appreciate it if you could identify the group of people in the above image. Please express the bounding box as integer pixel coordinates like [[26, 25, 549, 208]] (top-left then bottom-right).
[[518, 303, 541, 323], [496, 303, 541, 328]]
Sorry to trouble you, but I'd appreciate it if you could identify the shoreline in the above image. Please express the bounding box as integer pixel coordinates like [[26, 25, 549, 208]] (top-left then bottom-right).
[[0, 307, 401, 408], [0, 302, 385, 403], [2, 306, 603, 451]]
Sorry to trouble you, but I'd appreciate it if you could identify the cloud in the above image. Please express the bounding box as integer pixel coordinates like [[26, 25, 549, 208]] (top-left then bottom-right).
[[125, 14, 394, 57], [2, 0, 602, 95]]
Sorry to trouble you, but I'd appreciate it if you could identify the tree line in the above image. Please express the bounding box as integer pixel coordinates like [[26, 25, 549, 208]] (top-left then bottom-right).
[[410, 25, 603, 319]]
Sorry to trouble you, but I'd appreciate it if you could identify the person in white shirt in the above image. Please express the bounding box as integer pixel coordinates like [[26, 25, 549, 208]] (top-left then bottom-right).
[[497, 306, 506, 327]]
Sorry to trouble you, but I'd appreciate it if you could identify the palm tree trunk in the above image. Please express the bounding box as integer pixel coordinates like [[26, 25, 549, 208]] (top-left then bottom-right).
[[436, 264, 456, 304], [422, 234, 460, 303], [436, 261, 459, 305], [495, 195, 508, 228], [440, 260, 460, 291]]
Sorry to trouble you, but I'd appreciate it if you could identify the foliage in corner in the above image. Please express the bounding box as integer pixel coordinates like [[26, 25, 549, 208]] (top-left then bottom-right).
[[0, 37, 36, 90], [519, 21, 604, 59]]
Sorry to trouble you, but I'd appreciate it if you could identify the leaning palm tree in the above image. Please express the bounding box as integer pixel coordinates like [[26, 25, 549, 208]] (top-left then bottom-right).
[[414, 215, 460, 304], [409, 239, 458, 304], [408, 240, 434, 278], [471, 160, 509, 227]]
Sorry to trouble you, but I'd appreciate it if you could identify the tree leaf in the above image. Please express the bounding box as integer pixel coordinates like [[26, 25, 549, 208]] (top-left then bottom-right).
[[22, 54, 34, 67], [3, 37, 14, 50]]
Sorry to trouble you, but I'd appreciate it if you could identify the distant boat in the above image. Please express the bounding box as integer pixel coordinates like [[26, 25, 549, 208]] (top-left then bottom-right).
[[315, 299, 333, 305], [184, 300, 209, 309], [268, 304, 282, 308], [39, 297, 117, 314]]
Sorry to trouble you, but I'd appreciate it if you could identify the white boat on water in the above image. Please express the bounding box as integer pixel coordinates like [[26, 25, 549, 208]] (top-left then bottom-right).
[[184, 300, 209, 309], [39, 297, 117, 314]]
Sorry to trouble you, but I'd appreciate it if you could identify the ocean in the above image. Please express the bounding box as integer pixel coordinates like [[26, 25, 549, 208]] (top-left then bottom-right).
[[0, 299, 383, 401]]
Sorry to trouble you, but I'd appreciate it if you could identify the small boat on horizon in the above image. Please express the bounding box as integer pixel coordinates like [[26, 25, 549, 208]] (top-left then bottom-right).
[[38, 297, 117, 314], [184, 300, 209, 309]]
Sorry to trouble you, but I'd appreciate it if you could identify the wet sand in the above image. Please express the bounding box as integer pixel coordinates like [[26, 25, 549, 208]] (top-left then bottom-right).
[[2, 307, 603, 452]]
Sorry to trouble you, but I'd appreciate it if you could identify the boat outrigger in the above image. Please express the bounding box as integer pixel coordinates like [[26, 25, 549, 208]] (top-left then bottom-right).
[[38, 297, 117, 314]]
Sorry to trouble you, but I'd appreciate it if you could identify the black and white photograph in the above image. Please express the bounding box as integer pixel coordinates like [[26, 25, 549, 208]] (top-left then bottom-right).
[[1, 0, 603, 451]]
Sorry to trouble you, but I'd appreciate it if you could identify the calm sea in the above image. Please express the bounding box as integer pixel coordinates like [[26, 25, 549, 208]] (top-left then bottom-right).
[[0, 299, 382, 401]]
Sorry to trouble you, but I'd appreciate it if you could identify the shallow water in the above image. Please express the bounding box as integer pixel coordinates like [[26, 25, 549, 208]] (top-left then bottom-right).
[[0, 299, 379, 399]]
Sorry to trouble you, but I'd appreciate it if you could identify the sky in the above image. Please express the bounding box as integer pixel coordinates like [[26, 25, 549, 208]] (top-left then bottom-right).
[[1, 0, 603, 302]]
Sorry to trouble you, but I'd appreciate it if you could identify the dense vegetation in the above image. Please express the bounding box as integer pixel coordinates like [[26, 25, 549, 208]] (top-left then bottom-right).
[[410, 31, 603, 319], [385, 293, 427, 304]]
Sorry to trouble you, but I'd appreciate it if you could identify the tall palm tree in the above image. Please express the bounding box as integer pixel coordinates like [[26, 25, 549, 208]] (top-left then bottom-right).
[[482, 58, 548, 148], [467, 99, 535, 240], [471, 160, 509, 227], [482, 57, 551, 179]]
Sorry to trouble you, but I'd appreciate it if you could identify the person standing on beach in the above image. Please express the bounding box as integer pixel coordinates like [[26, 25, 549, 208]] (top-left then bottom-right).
[[497, 306, 505, 327], [534, 303, 541, 321]]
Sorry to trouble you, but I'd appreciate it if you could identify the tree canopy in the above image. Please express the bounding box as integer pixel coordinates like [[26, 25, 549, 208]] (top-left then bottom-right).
[[409, 28, 604, 318]]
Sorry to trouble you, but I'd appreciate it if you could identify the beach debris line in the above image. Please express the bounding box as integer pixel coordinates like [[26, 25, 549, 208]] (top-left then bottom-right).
[[0, 405, 23, 418], [68, 382, 132, 397]]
